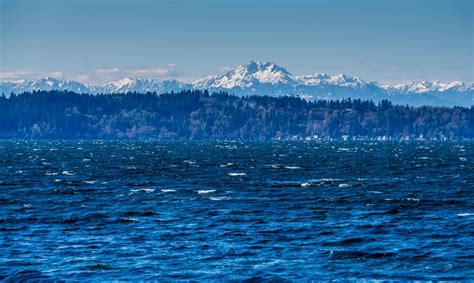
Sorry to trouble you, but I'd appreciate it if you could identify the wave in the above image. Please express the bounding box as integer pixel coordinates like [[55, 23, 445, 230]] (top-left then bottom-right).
[[197, 190, 216, 194], [228, 173, 246, 176]]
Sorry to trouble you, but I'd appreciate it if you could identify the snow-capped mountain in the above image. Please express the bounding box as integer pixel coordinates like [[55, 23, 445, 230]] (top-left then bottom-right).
[[88, 78, 191, 94], [0, 77, 191, 96], [194, 61, 296, 89], [390, 80, 471, 94], [0, 61, 472, 106], [0, 77, 90, 94]]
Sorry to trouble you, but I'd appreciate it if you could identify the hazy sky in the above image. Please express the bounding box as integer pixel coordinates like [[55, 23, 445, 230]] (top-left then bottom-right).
[[0, 0, 472, 84]]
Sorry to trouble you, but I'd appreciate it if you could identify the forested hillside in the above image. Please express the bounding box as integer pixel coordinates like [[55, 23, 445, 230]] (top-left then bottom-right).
[[0, 90, 472, 140]]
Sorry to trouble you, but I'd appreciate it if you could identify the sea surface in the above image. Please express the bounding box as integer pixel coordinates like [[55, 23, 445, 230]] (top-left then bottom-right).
[[0, 141, 473, 281]]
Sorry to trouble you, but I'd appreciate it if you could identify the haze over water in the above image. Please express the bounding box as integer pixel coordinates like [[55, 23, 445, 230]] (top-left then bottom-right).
[[1, 141, 473, 281]]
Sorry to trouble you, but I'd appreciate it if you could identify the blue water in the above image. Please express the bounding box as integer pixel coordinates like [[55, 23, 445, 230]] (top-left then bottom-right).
[[1, 141, 473, 281]]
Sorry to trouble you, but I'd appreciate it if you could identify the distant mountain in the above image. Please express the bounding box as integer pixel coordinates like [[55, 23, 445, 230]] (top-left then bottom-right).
[[0, 77, 90, 95], [194, 61, 296, 88], [88, 78, 192, 94], [1, 61, 472, 106]]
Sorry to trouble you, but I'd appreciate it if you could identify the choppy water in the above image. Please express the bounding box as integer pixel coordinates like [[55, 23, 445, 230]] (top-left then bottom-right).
[[1, 141, 473, 281]]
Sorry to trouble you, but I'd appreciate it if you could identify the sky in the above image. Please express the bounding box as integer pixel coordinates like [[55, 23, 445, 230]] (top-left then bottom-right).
[[0, 0, 473, 84]]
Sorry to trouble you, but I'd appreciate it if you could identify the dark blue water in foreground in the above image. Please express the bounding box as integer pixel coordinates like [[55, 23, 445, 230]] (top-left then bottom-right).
[[1, 141, 473, 281]]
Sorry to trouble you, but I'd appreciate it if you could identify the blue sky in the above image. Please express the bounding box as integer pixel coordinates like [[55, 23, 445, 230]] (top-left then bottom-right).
[[0, 0, 472, 84]]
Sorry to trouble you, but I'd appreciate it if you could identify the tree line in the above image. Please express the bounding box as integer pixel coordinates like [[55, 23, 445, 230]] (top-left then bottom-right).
[[0, 90, 472, 140]]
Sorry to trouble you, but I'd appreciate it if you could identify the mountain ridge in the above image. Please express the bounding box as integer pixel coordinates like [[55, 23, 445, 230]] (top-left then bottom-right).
[[1, 61, 472, 106]]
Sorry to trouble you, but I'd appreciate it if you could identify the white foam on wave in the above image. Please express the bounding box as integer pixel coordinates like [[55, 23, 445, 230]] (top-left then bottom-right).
[[459, 157, 467, 161], [301, 178, 343, 187], [228, 173, 246, 176], [161, 189, 176, 193], [62, 171, 74, 176], [458, 213, 474, 217], [220, 162, 234, 167], [209, 196, 228, 201], [46, 172, 59, 176], [197, 189, 216, 194], [338, 184, 350, 188], [83, 181, 97, 184], [284, 166, 301, 170]]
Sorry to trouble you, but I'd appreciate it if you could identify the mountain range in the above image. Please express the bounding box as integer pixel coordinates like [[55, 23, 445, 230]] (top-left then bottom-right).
[[1, 61, 472, 106]]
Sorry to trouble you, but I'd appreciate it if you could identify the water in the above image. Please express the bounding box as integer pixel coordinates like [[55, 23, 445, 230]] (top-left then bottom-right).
[[1, 141, 473, 281]]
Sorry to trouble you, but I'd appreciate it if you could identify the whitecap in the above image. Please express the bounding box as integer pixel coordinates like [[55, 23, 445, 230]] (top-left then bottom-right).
[[209, 196, 227, 201], [161, 189, 176, 193], [83, 181, 97, 184], [301, 178, 342, 187], [338, 184, 350, 188], [220, 162, 235, 167], [62, 171, 74, 176], [46, 172, 59, 176], [197, 190, 216, 194], [368, 191, 382, 194], [284, 166, 301, 170], [459, 157, 467, 161], [228, 173, 246, 176], [458, 213, 474, 217]]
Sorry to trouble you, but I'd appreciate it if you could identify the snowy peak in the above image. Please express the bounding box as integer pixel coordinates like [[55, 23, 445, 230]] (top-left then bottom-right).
[[26, 77, 90, 93], [0, 61, 472, 106], [89, 78, 191, 94], [195, 61, 371, 90], [296, 73, 368, 88], [391, 80, 469, 94], [194, 61, 296, 89], [97, 77, 161, 93]]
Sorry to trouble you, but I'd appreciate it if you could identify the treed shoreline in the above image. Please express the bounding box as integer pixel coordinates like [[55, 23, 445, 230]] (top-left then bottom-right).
[[0, 90, 472, 140]]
